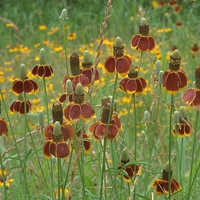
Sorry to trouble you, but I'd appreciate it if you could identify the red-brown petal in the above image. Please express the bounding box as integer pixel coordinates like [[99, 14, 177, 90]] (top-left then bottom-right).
[[24, 80, 38, 93], [44, 65, 53, 77], [38, 66, 46, 77], [94, 123, 107, 140], [137, 36, 149, 51], [12, 80, 24, 94], [50, 141, 70, 158], [81, 102, 95, 121], [116, 57, 131, 76], [69, 104, 81, 122], [164, 72, 180, 93], [192, 90, 200, 107], [43, 141, 51, 159], [61, 124, 74, 143], [148, 36, 156, 50], [107, 124, 119, 140], [64, 104, 72, 121], [0, 118, 8, 136], [78, 74, 89, 88], [131, 35, 141, 48], [126, 79, 137, 93], [178, 70, 187, 89], [44, 124, 54, 140], [32, 65, 39, 76], [182, 88, 196, 104], [104, 56, 116, 74]]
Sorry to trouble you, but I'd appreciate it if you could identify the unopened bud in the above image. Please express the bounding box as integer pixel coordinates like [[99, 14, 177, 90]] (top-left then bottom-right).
[[115, 37, 122, 47], [20, 63, 27, 80], [120, 148, 130, 164], [39, 48, 46, 65], [173, 111, 179, 124], [60, 8, 68, 19], [75, 83, 84, 95], [53, 121, 61, 136], [38, 110, 44, 126]]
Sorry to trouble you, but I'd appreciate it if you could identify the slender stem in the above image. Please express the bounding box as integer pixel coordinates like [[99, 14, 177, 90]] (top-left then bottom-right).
[[62, 19, 69, 77], [137, 52, 143, 74], [0, 152, 7, 199], [187, 110, 199, 198], [58, 158, 61, 200], [100, 73, 118, 199], [42, 77, 50, 124], [168, 94, 174, 199]]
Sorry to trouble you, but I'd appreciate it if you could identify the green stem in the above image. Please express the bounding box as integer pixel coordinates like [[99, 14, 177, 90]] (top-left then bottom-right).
[[100, 73, 118, 199], [187, 110, 199, 198], [62, 19, 69, 77], [58, 158, 61, 200], [168, 94, 174, 199], [137, 52, 143, 74], [42, 77, 50, 124], [0, 152, 7, 199]]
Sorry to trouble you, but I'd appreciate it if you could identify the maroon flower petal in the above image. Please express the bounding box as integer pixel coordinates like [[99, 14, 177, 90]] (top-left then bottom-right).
[[64, 104, 72, 121], [192, 90, 200, 107], [78, 74, 89, 88], [24, 80, 38, 94], [116, 57, 131, 76], [37, 66, 46, 77], [104, 56, 116, 74], [44, 65, 53, 77], [50, 141, 70, 158], [43, 141, 51, 159], [107, 124, 119, 140], [126, 79, 137, 93], [119, 78, 129, 92], [61, 124, 74, 143], [123, 167, 134, 182], [135, 78, 147, 93], [178, 70, 187, 89], [182, 88, 196, 104], [32, 65, 39, 76], [81, 102, 95, 121], [19, 101, 31, 114], [131, 35, 141, 48], [0, 118, 8, 136], [12, 80, 24, 94], [94, 123, 107, 140], [69, 104, 81, 122], [137, 36, 149, 51], [44, 124, 54, 140], [148, 36, 156, 50]]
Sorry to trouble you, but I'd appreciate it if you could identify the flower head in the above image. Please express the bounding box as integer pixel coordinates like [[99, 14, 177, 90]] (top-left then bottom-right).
[[119, 66, 147, 94], [12, 64, 38, 95], [118, 148, 142, 182], [0, 117, 8, 136], [64, 83, 95, 123], [131, 18, 156, 52], [151, 168, 181, 195], [182, 65, 200, 110], [32, 48, 54, 78], [162, 49, 187, 94], [43, 102, 74, 159], [104, 37, 132, 76], [89, 97, 121, 140]]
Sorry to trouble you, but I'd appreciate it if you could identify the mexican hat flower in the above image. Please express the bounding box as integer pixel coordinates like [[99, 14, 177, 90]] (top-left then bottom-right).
[[0, 117, 8, 136], [0, 169, 14, 188], [162, 49, 187, 94], [182, 65, 200, 111], [80, 50, 99, 85], [12, 64, 38, 95], [131, 18, 156, 52], [89, 97, 121, 140], [62, 53, 89, 91], [10, 93, 32, 114], [64, 83, 95, 123], [151, 168, 181, 195], [119, 66, 147, 94], [32, 48, 54, 78], [118, 148, 142, 182], [104, 37, 132, 77], [59, 79, 74, 103], [43, 102, 74, 159]]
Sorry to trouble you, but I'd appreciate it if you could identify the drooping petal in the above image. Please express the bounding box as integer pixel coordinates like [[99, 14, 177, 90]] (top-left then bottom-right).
[[31, 65, 39, 76], [182, 88, 196, 105], [81, 102, 95, 121], [64, 104, 72, 121], [44, 124, 54, 140], [171, 178, 182, 193], [107, 124, 119, 140], [0, 118, 8, 136], [50, 141, 70, 158], [131, 34, 141, 48], [38, 65, 46, 77], [111, 113, 122, 130], [44, 65, 54, 77], [12, 80, 24, 94], [116, 57, 131, 76], [94, 123, 107, 140], [123, 167, 133, 182], [59, 93, 68, 103], [119, 78, 129, 92], [61, 124, 74, 143], [89, 121, 100, 134], [191, 90, 200, 108], [126, 79, 137, 93], [78, 74, 89, 88], [137, 36, 149, 51], [43, 141, 51, 159], [104, 56, 116, 74], [69, 104, 81, 122], [19, 100, 32, 114], [148, 36, 156, 50], [24, 80, 38, 94], [178, 70, 187, 89]]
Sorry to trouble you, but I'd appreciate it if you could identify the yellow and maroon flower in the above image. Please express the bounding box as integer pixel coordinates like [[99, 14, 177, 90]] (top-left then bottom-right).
[[64, 83, 95, 123], [80, 50, 99, 85], [10, 99, 32, 114], [43, 102, 74, 159], [59, 79, 74, 103], [131, 18, 156, 52], [151, 169, 182, 195], [104, 37, 132, 77], [89, 97, 121, 140], [0, 117, 8, 136], [62, 53, 89, 91], [12, 64, 38, 95], [32, 48, 54, 78], [191, 44, 199, 53], [168, 0, 178, 6], [182, 65, 200, 111], [119, 67, 147, 94], [0, 169, 14, 188], [118, 148, 142, 182], [162, 49, 187, 94]]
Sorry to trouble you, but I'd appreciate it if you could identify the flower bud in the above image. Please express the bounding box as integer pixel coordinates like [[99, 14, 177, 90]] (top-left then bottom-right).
[[192, 81, 196, 88], [179, 106, 186, 118], [115, 37, 122, 48], [172, 49, 181, 59], [158, 70, 164, 84], [38, 110, 44, 126], [141, 18, 147, 26], [75, 83, 84, 95], [53, 121, 61, 136], [140, 130, 146, 141], [60, 8, 68, 19], [39, 48, 46, 65], [173, 111, 179, 124], [155, 60, 161, 76], [144, 111, 150, 123], [83, 50, 91, 63], [120, 148, 130, 164], [20, 63, 27, 80], [66, 79, 73, 94]]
